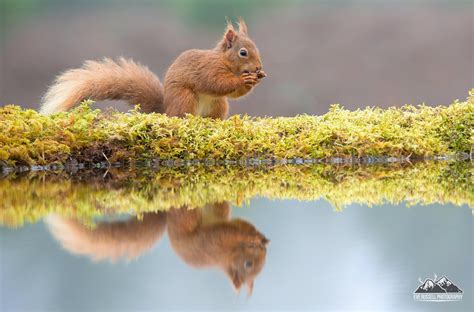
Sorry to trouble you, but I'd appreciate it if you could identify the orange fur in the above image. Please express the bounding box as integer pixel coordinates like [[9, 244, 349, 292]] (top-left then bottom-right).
[[47, 202, 268, 294], [41, 19, 265, 120], [46, 212, 166, 262], [41, 58, 164, 114], [167, 202, 268, 294]]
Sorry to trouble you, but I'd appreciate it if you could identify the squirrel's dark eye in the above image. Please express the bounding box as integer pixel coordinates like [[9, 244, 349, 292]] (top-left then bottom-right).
[[239, 48, 248, 58], [244, 260, 254, 269]]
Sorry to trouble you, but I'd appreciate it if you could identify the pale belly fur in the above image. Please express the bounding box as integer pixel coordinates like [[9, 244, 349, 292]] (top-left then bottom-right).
[[197, 94, 219, 117]]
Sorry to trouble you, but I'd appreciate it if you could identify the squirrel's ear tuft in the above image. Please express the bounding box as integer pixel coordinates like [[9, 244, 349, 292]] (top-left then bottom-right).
[[225, 17, 234, 31], [238, 17, 248, 35]]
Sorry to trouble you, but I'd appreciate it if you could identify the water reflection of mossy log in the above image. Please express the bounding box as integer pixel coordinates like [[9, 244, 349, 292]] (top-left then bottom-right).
[[1, 91, 473, 167], [0, 161, 472, 227]]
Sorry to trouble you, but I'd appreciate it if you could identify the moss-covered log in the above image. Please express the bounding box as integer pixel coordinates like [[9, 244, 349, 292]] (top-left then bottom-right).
[[1, 91, 473, 167], [1, 161, 472, 227]]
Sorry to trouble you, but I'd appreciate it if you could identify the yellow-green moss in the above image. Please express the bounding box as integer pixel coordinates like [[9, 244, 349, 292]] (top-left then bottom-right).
[[1, 91, 473, 167], [0, 161, 472, 227]]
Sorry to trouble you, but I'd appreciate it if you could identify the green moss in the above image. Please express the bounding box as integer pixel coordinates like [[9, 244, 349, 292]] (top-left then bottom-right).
[[1, 92, 473, 167], [0, 161, 472, 227]]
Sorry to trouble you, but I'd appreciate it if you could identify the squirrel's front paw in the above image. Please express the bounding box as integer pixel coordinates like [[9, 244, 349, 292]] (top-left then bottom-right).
[[241, 72, 259, 86]]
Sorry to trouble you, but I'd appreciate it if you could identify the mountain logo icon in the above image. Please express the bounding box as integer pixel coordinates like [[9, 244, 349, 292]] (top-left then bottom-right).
[[414, 279, 447, 293], [413, 274, 463, 302]]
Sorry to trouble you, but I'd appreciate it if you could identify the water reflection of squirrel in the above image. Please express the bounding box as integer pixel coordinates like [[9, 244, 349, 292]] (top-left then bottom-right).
[[47, 202, 268, 294]]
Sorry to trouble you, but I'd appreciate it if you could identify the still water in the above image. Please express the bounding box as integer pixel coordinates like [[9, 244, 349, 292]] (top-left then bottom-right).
[[1, 161, 472, 311]]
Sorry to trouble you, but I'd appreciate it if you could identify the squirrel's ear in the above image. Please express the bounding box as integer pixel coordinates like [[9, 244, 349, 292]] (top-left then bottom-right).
[[238, 17, 248, 35], [227, 267, 243, 291], [224, 28, 237, 49], [217, 19, 237, 51]]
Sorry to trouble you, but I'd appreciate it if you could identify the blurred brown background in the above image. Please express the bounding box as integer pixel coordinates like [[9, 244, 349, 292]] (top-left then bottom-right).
[[0, 0, 472, 116]]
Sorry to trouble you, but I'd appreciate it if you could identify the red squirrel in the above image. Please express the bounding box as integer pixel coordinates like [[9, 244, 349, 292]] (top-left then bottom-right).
[[40, 18, 266, 119]]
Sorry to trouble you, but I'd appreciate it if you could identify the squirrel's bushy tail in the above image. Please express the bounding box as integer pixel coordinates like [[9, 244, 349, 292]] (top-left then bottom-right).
[[40, 58, 164, 114], [46, 213, 167, 262]]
